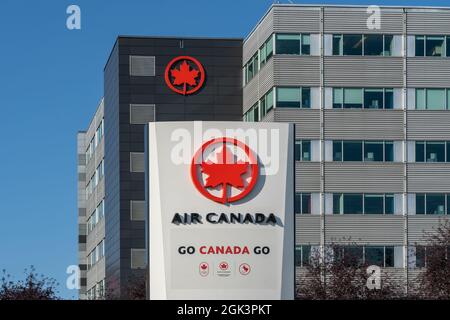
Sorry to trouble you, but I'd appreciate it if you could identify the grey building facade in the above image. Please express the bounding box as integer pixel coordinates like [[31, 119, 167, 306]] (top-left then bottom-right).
[[242, 4, 450, 289], [78, 36, 243, 299]]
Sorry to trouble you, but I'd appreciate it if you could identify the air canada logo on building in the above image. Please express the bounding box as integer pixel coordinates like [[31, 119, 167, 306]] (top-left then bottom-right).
[[164, 56, 205, 95], [191, 137, 259, 204]]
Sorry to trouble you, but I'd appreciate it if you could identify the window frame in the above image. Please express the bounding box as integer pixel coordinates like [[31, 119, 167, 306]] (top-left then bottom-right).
[[333, 193, 395, 215]]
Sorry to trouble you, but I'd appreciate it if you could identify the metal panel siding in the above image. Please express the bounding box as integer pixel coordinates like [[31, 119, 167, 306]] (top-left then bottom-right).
[[273, 7, 321, 33], [324, 110, 404, 140], [325, 215, 404, 244], [407, 164, 450, 192], [273, 56, 321, 86], [243, 11, 273, 64], [407, 10, 450, 34], [261, 108, 275, 122], [324, 57, 403, 87], [296, 162, 321, 192], [243, 76, 259, 113], [296, 216, 321, 244], [407, 59, 450, 87], [275, 109, 320, 139], [324, 163, 404, 193], [259, 58, 274, 97], [129, 56, 155, 76], [243, 31, 258, 65], [130, 104, 155, 124], [323, 7, 403, 34], [408, 216, 450, 244], [407, 111, 450, 140]]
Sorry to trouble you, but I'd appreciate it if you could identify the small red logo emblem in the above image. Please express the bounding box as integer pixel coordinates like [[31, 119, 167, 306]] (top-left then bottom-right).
[[164, 56, 205, 95], [219, 262, 229, 271], [239, 263, 251, 275], [191, 138, 259, 204], [199, 262, 209, 277]]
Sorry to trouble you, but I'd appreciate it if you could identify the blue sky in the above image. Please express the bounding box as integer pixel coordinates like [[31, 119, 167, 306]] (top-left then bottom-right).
[[0, 0, 447, 299]]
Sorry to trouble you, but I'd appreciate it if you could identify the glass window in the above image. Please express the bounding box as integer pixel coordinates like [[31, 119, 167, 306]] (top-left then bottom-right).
[[295, 246, 302, 266], [416, 141, 425, 162], [385, 194, 394, 214], [416, 194, 425, 214], [426, 141, 445, 162], [301, 87, 311, 108], [260, 43, 266, 67], [266, 35, 273, 60], [266, 89, 274, 112], [333, 194, 343, 214], [344, 88, 363, 108], [365, 247, 384, 266], [447, 36, 450, 57], [364, 141, 383, 161], [294, 193, 301, 214], [385, 247, 394, 267], [247, 59, 253, 81], [426, 194, 445, 214], [295, 141, 301, 161], [333, 141, 342, 161], [426, 36, 445, 57], [302, 246, 311, 266], [343, 141, 362, 161], [384, 35, 393, 56], [333, 34, 342, 55], [252, 103, 259, 122], [364, 88, 384, 109], [343, 194, 363, 214], [447, 195, 450, 215], [416, 89, 425, 110], [302, 34, 311, 55], [447, 142, 450, 163], [344, 246, 364, 266], [415, 36, 425, 56], [302, 194, 311, 214], [276, 87, 300, 108], [416, 246, 426, 268], [364, 194, 384, 214], [448, 89, 450, 109], [385, 89, 394, 109], [333, 88, 343, 108], [302, 141, 311, 161], [276, 34, 300, 55], [364, 34, 383, 56], [427, 89, 446, 110], [385, 141, 394, 162], [343, 34, 363, 55]]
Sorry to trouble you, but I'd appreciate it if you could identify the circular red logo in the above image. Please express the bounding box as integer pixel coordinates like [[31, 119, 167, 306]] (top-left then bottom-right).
[[191, 137, 259, 204], [164, 56, 205, 95]]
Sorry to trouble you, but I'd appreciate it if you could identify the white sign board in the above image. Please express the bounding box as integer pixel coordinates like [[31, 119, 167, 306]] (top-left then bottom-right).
[[148, 121, 294, 300]]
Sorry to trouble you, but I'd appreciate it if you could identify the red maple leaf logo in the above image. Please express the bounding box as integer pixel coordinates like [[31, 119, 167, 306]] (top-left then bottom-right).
[[201, 146, 249, 201], [200, 264, 208, 270], [170, 60, 200, 95]]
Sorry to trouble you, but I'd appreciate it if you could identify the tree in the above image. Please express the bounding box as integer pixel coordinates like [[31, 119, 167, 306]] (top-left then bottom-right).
[[296, 243, 403, 300], [415, 220, 450, 299], [0, 266, 60, 300]]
